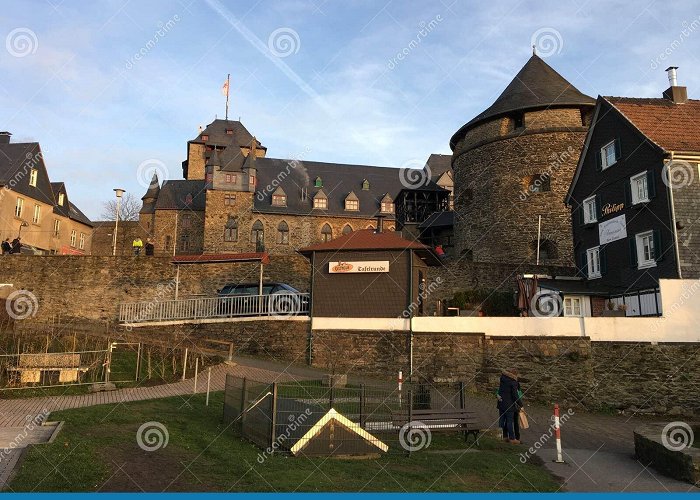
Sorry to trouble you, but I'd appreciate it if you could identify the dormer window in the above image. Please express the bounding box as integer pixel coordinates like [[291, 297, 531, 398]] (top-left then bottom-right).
[[225, 174, 237, 183], [201, 134, 209, 141], [29, 169, 38, 187], [58, 193, 65, 206], [345, 192, 359, 211], [380, 194, 394, 214], [226, 129, 233, 135], [314, 177, 323, 188], [272, 194, 287, 206], [362, 179, 370, 191], [313, 190, 327, 209]]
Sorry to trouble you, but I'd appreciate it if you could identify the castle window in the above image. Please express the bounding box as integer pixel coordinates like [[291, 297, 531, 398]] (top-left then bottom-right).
[[525, 174, 551, 193], [514, 112, 524, 129], [321, 223, 332, 242], [225, 174, 237, 183], [362, 179, 370, 191], [345, 199, 358, 211], [342, 224, 352, 235], [277, 221, 289, 245], [79, 232, 85, 250], [532, 239, 559, 262], [224, 217, 238, 242], [314, 177, 323, 188], [58, 193, 65, 206], [29, 169, 38, 187], [272, 194, 287, 206], [201, 134, 209, 141], [224, 194, 236, 205], [181, 214, 191, 229], [226, 129, 233, 135], [70, 230, 77, 247], [251, 220, 264, 245], [180, 234, 190, 251]]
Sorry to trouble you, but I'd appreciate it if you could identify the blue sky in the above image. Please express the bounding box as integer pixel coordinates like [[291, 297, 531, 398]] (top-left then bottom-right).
[[1, 0, 699, 219]]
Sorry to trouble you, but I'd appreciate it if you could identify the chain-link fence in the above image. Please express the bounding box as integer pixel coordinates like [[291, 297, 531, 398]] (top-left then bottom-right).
[[223, 375, 474, 456]]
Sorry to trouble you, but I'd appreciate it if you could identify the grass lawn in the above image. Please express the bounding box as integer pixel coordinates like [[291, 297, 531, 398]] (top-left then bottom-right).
[[9, 392, 560, 492]]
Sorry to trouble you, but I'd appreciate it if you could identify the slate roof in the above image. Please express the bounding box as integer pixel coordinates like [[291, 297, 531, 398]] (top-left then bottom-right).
[[425, 154, 452, 181], [253, 158, 439, 218], [418, 210, 454, 230], [450, 54, 595, 148], [298, 228, 429, 252], [0, 142, 54, 205], [191, 119, 265, 151], [605, 96, 700, 152], [154, 180, 206, 211], [67, 201, 93, 226]]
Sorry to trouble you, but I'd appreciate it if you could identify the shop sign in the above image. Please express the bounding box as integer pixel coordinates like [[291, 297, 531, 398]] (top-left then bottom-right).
[[602, 202, 625, 217], [599, 214, 627, 244], [328, 261, 390, 273]]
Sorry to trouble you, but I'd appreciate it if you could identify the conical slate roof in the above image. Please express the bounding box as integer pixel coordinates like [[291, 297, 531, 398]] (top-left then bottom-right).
[[141, 173, 161, 200], [450, 54, 595, 148], [206, 149, 221, 167]]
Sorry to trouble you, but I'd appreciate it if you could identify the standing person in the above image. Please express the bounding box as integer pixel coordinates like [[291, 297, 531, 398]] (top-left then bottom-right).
[[132, 237, 143, 256], [144, 238, 154, 256], [11, 237, 21, 254], [1, 238, 11, 254], [497, 368, 522, 444]]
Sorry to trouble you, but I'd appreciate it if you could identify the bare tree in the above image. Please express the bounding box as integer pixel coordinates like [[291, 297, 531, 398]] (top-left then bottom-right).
[[100, 193, 141, 221]]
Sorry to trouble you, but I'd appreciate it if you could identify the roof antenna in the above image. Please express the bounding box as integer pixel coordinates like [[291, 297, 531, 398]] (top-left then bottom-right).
[[532, 44, 536, 56]]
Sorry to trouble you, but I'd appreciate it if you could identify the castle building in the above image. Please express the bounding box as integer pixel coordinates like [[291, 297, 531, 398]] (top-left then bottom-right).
[[141, 119, 449, 255], [450, 54, 595, 266], [0, 132, 93, 254]]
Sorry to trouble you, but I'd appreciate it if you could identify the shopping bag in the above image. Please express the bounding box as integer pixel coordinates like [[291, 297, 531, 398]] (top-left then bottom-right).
[[518, 409, 530, 430]]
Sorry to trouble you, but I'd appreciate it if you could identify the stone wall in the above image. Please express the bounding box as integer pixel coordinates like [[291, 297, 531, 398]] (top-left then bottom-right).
[[0, 255, 311, 321]]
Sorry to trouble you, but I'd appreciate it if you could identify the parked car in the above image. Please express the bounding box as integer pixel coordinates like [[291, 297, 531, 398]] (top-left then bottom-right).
[[217, 282, 308, 316]]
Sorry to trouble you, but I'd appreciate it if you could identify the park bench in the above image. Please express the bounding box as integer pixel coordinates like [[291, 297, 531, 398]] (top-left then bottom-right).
[[391, 408, 482, 445]]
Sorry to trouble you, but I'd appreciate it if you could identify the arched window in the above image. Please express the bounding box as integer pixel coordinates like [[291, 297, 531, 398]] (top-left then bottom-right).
[[251, 220, 264, 245], [224, 217, 238, 242], [277, 221, 289, 245], [530, 239, 558, 261], [314, 176, 323, 188], [321, 223, 332, 242], [342, 224, 352, 235]]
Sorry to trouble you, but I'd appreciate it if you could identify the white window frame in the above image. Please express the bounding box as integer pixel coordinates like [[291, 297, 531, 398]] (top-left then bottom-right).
[[345, 199, 359, 211], [583, 196, 597, 224], [53, 219, 60, 237], [70, 229, 77, 247], [563, 297, 583, 317], [32, 204, 40, 224], [58, 193, 65, 206], [601, 141, 617, 169], [29, 169, 38, 187], [79, 232, 85, 250], [313, 197, 327, 209], [587, 246, 601, 279], [636, 231, 656, 269], [630, 172, 649, 204], [15, 197, 24, 218]]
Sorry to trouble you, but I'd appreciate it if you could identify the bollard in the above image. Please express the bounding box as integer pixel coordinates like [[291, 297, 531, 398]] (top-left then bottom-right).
[[553, 404, 565, 463]]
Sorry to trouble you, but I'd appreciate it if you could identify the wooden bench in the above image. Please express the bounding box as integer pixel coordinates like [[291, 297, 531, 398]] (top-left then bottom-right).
[[392, 408, 482, 445]]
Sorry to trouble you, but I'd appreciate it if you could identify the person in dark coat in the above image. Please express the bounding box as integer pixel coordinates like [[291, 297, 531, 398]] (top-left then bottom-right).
[[11, 237, 21, 254], [497, 368, 522, 444], [1, 238, 11, 254], [144, 238, 154, 256]]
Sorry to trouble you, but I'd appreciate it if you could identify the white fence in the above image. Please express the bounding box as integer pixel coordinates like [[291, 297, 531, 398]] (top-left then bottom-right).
[[119, 293, 310, 324]]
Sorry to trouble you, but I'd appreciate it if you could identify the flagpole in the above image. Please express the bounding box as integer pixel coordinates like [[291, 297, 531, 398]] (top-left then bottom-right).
[[225, 73, 230, 120]]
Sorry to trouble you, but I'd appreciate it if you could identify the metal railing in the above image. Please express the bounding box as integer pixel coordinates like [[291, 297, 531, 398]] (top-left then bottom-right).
[[119, 293, 310, 324]]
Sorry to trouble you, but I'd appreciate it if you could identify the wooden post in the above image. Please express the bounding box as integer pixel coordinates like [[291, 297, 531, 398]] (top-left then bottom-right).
[[270, 383, 278, 451], [206, 367, 212, 406], [181, 348, 188, 381], [193, 357, 199, 394], [359, 384, 366, 429], [135, 343, 142, 382]]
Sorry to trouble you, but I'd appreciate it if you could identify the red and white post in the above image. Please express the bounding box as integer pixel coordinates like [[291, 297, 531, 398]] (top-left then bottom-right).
[[398, 371, 403, 408], [553, 404, 565, 463]]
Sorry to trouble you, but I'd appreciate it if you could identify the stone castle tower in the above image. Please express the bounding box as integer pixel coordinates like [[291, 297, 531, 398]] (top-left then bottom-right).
[[450, 54, 595, 266]]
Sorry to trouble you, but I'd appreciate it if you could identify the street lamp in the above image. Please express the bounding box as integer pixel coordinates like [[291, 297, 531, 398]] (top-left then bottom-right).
[[18, 221, 28, 238], [112, 188, 125, 256]]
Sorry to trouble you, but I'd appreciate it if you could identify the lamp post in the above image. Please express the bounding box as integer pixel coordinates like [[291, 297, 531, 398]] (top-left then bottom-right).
[[112, 188, 125, 256], [18, 221, 28, 238]]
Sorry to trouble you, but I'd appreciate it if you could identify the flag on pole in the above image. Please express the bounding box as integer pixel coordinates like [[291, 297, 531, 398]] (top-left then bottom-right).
[[221, 78, 229, 97]]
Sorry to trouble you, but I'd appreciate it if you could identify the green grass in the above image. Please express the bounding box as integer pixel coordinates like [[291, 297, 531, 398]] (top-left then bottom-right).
[[10, 392, 560, 492]]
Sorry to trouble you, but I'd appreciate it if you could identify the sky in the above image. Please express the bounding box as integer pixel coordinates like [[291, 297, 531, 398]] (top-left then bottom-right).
[[1, 0, 699, 220]]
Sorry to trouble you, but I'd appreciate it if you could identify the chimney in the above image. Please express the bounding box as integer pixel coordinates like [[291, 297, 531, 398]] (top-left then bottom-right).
[[663, 66, 687, 104], [0, 132, 11, 144], [375, 215, 385, 233]]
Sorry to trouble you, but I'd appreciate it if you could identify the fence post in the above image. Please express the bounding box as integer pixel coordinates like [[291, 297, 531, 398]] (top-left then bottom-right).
[[329, 378, 335, 409], [459, 381, 465, 410], [407, 389, 414, 457], [359, 384, 366, 429], [240, 377, 248, 429], [193, 357, 199, 394], [181, 348, 188, 381], [206, 367, 211, 406], [270, 383, 278, 452]]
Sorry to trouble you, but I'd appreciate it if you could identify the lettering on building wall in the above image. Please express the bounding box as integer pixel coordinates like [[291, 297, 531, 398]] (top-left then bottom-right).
[[328, 261, 390, 273], [602, 202, 624, 217], [599, 214, 627, 244]]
